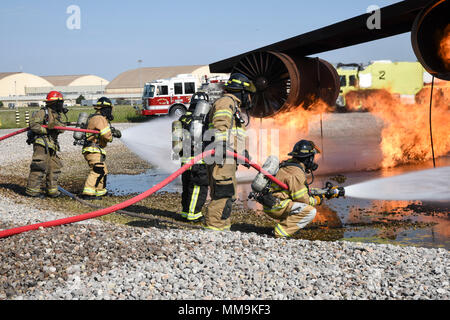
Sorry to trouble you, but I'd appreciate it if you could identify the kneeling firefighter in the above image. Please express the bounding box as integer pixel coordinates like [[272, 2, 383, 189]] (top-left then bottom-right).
[[77, 97, 121, 200], [26, 91, 68, 198], [203, 73, 255, 231], [249, 140, 344, 238], [174, 92, 210, 221]]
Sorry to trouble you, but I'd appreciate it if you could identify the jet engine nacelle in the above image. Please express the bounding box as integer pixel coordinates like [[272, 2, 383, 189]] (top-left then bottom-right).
[[412, 0, 450, 80], [231, 51, 339, 118]]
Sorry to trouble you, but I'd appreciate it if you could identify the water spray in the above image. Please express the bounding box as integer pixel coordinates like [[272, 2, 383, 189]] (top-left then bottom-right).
[[311, 166, 450, 202], [344, 166, 450, 201]]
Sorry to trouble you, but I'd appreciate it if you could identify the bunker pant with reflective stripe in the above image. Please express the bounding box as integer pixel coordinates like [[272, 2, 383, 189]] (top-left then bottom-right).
[[181, 169, 208, 221], [204, 162, 236, 231], [265, 201, 317, 238], [82, 152, 108, 197], [26, 144, 62, 196]]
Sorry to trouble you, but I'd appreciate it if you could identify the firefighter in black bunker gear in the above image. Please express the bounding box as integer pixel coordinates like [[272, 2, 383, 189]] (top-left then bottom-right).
[[177, 92, 210, 221]]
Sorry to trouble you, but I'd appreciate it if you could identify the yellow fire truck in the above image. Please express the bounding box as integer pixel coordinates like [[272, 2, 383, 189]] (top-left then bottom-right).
[[336, 61, 428, 110]]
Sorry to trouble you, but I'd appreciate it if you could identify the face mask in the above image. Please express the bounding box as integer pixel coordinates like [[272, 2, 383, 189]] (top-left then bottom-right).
[[48, 101, 65, 113], [241, 92, 253, 110], [302, 156, 318, 173]]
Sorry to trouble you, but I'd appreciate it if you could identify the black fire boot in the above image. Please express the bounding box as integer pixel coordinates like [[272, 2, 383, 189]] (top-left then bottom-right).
[[26, 193, 45, 199], [79, 194, 98, 200]]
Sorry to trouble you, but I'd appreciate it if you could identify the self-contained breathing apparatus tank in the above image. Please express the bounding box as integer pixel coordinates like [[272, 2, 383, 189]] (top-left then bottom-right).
[[189, 100, 211, 150], [171, 100, 211, 160], [73, 112, 89, 146], [171, 120, 183, 160], [248, 155, 281, 207]]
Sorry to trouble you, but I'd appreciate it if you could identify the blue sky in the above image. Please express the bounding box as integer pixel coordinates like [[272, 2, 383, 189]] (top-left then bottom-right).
[[0, 0, 417, 81]]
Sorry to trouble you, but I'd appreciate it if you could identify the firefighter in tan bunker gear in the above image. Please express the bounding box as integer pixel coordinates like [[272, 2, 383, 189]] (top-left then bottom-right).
[[204, 73, 256, 231], [80, 97, 121, 200], [264, 140, 326, 238], [26, 91, 67, 198]]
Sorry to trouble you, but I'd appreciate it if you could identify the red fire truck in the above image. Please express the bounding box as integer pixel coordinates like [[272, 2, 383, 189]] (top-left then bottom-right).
[[141, 74, 227, 117]]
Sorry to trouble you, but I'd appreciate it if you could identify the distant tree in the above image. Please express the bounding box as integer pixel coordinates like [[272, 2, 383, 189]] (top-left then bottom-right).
[[76, 95, 85, 105], [0, 101, 3, 108]]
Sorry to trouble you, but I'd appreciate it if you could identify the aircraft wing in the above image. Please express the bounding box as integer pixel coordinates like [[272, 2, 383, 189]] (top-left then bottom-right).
[[208, 0, 448, 117], [210, 0, 431, 73]]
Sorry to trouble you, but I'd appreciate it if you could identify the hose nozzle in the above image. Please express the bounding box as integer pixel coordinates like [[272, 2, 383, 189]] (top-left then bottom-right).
[[324, 181, 345, 199]]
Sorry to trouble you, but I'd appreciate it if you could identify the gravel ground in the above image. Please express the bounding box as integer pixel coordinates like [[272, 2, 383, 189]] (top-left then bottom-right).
[[0, 120, 449, 300]]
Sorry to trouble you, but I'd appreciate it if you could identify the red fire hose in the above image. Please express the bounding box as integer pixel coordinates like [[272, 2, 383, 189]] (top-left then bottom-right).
[[0, 150, 287, 238], [0, 128, 30, 141], [47, 126, 100, 134], [0, 126, 100, 142]]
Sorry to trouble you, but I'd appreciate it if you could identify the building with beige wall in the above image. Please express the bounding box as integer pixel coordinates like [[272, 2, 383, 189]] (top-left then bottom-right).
[[0, 72, 54, 97], [27, 74, 109, 96], [41, 74, 108, 87], [0, 72, 109, 106]]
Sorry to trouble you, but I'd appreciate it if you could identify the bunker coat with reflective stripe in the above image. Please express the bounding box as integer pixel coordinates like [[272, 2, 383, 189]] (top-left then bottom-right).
[[81, 113, 113, 196], [29, 108, 64, 151], [207, 93, 246, 154], [263, 161, 319, 237], [82, 113, 113, 155], [264, 162, 319, 215]]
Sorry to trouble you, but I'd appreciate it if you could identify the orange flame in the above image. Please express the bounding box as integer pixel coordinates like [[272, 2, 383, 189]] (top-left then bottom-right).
[[250, 99, 330, 162], [251, 77, 449, 169], [345, 86, 450, 168], [311, 204, 343, 228], [439, 24, 450, 70]]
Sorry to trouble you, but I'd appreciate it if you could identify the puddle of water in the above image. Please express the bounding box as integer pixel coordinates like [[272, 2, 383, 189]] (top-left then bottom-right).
[[108, 170, 182, 195]]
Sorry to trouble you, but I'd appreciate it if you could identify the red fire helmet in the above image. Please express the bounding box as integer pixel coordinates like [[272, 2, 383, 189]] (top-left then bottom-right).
[[45, 91, 64, 102]]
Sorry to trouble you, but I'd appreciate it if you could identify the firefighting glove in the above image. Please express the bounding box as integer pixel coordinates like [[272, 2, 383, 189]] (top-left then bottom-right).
[[47, 122, 56, 130], [312, 194, 324, 206], [111, 127, 122, 139]]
